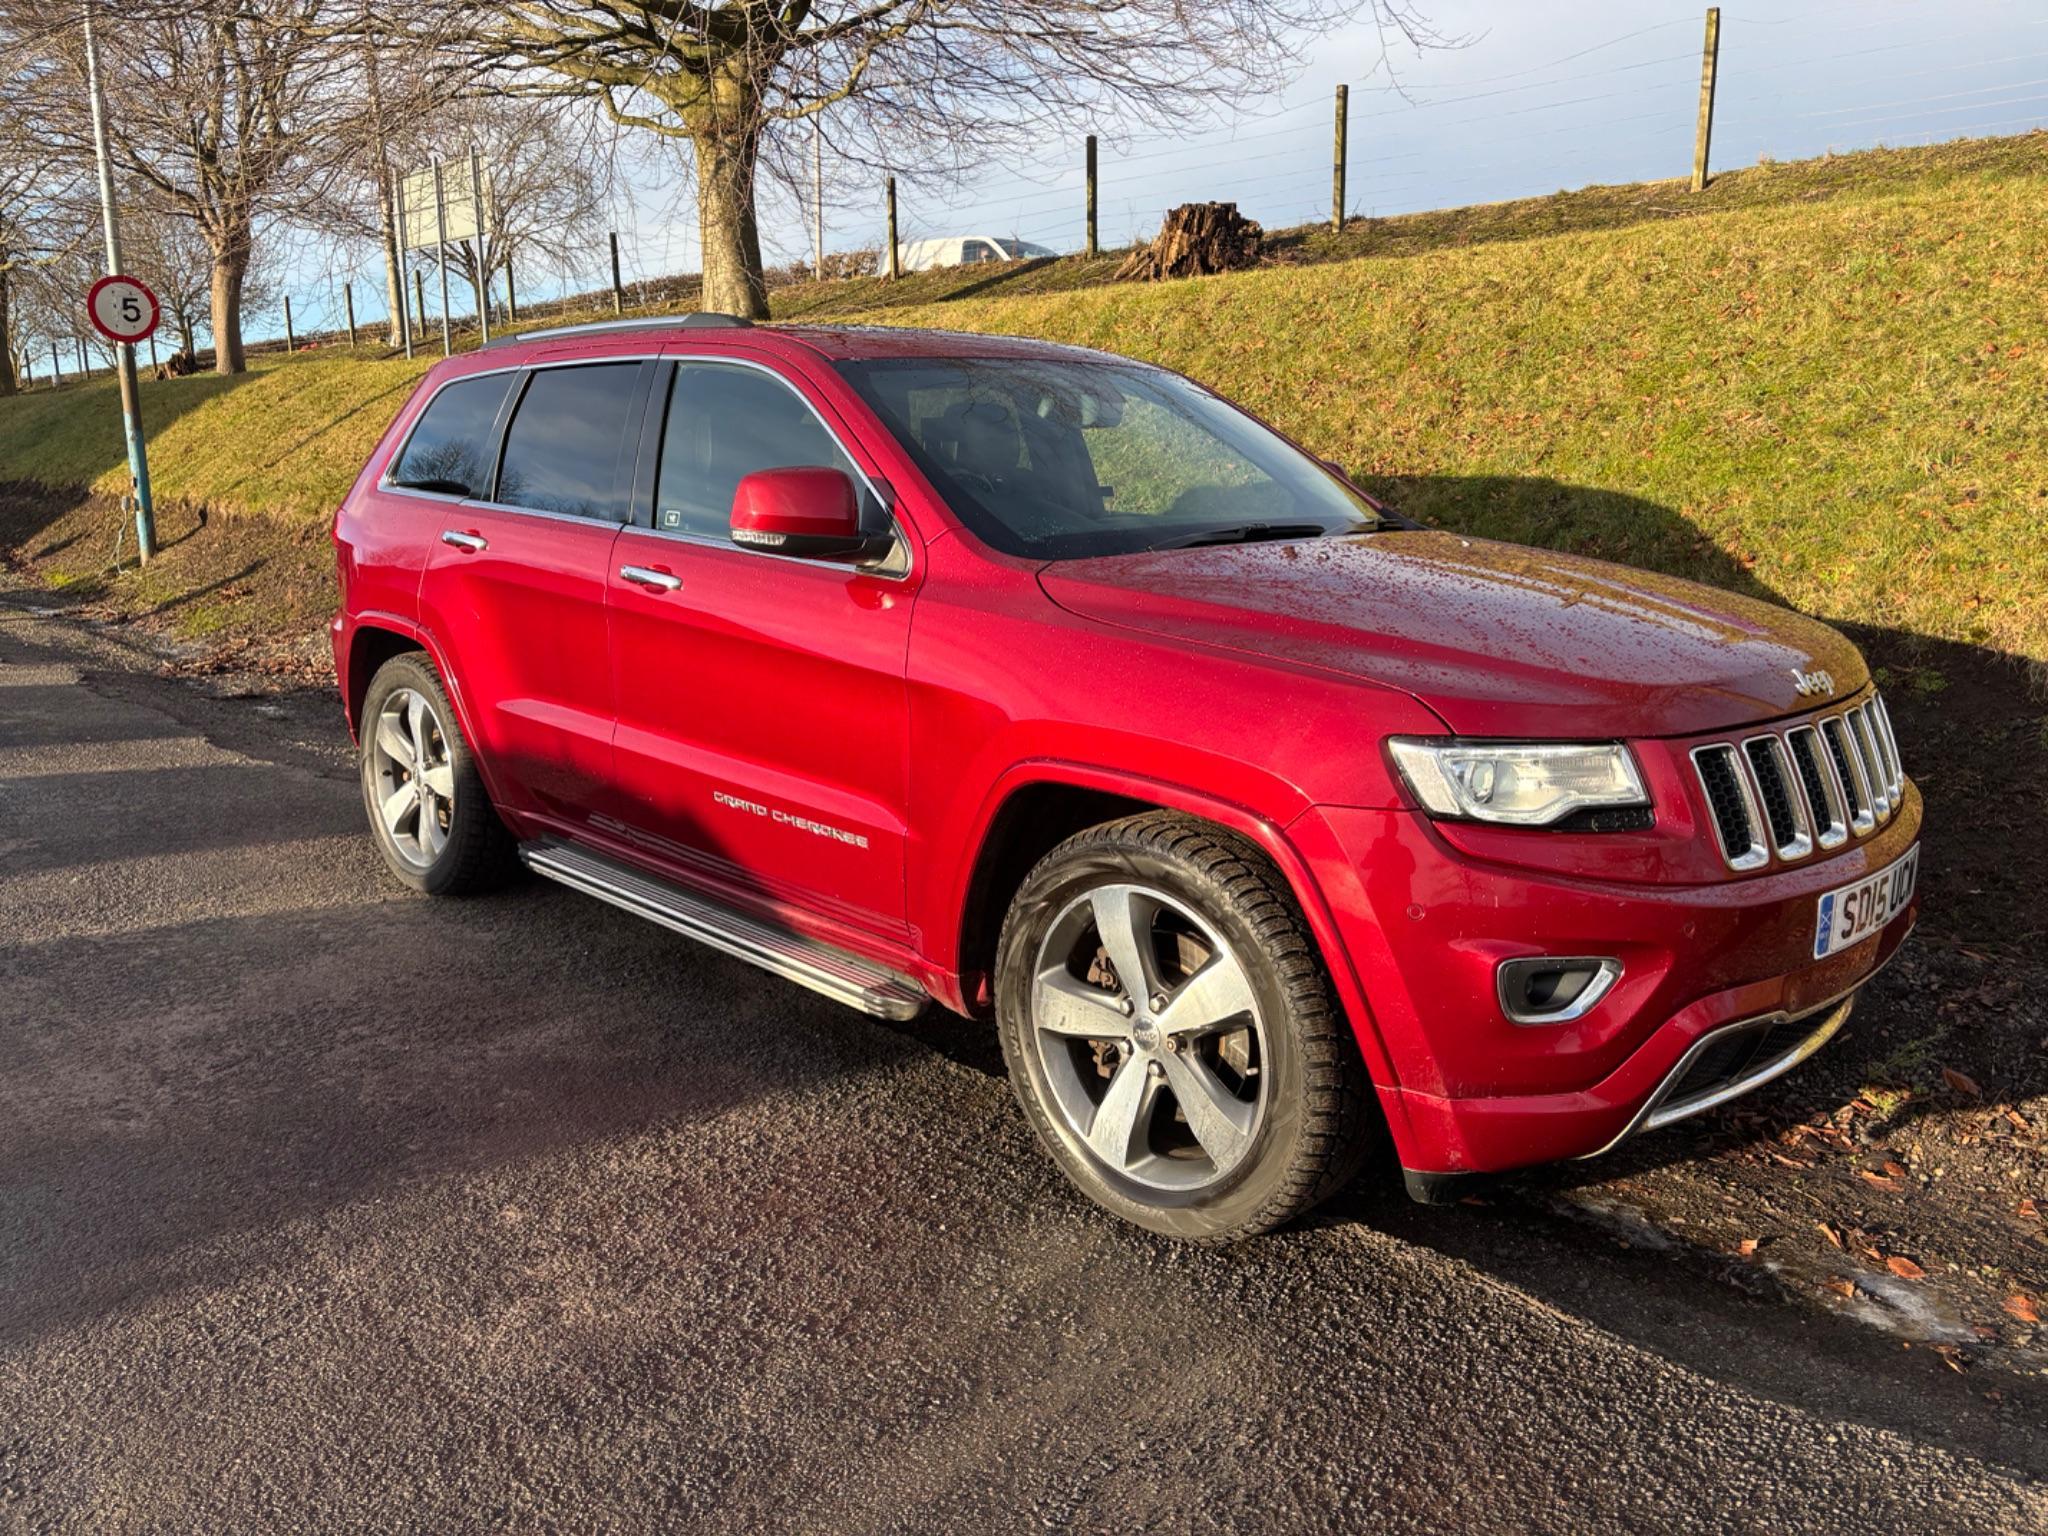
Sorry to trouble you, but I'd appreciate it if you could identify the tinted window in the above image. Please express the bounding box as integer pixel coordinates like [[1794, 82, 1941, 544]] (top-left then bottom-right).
[[496, 363, 642, 520], [961, 240, 995, 263], [835, 357, 1385, 560], [391, 372, 515, 497], [655, 363, 858, 538]]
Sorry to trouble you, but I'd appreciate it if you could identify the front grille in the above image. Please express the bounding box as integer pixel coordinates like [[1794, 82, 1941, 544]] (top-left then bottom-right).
[[1691, 695, 1904, 871]]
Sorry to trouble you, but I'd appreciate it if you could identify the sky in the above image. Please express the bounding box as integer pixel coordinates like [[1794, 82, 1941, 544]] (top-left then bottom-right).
[[277, 0, 2048, 336]]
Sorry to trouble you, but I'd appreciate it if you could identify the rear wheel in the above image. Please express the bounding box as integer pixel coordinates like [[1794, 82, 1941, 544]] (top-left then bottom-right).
[[358, 652, 516, 895], [995, 812, 1374, 1243]]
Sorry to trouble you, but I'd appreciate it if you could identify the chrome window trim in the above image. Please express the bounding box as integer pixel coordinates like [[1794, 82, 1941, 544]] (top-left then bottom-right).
[[1690, 743, 1769, 871], [1821, 714, 1877, 835], [1785, 724, 1850, 850], [376, 358, 552, 501], [1741, 732, 1814, 861], [1496, 956, 1623, 1026]]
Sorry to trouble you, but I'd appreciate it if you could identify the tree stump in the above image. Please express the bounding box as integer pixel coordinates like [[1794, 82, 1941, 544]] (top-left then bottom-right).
[[1116, 203, 1264, 281], [154, 352, 198, 380]]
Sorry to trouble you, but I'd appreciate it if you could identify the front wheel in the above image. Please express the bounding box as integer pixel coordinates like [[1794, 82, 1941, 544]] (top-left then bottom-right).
[[994, 813, 1374, 1243]]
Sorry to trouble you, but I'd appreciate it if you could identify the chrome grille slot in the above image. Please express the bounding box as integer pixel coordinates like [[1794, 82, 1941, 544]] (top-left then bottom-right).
[[1821, 715, 1874, 834], [1742, 735, 1812, 859], [1848, 706, 1891, 821], [1786, 726, 1848, 849], [1693, 692, 1903, 870], [1870, 696, 1904, 800], [1691, 744, 1767, 871]]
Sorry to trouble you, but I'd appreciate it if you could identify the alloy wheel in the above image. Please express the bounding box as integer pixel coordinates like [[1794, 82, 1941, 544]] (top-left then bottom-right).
[[1029, 882, 1268, 1194], [368, 686, 455, 869]]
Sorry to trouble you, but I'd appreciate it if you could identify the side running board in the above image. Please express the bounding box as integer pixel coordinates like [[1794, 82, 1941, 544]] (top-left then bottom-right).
[[521, 842, 929, 1021]]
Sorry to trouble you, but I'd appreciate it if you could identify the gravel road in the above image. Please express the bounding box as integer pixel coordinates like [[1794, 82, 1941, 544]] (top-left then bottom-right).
[[2, 602, 2042, 1535]]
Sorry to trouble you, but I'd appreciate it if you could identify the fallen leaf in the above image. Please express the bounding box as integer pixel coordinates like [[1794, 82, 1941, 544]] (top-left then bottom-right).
[[2005, 1294, 2041, 1324], [1736, 1238, 1759, 1257], [2020, 1198, 2040, 1221], [1859, 1169, 1900, 1190], [1825, 1278, 1857, 1299], [1941, 1067, 1982, 1098], [1883, 1160, 1909, 1178], [1935, 1346, 1967, 1373], [2006, 1108, 2031, 1132], [1817, 1222, 1843, 1248], [1885, 1255, 1927, 1280]]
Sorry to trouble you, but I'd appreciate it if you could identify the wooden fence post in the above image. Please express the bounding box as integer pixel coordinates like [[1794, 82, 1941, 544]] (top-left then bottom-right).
[[505, 257, 518, 322], [283, 295, 295, 353], [1692, 7, 1721, 192], [1085, 135, 1098, 258], [413, 268, 426, 345], [1332, 83, 1348, 231], [343, 283, 357, 347], [886, 177, 900, 279], [610, 231, 624, 314]]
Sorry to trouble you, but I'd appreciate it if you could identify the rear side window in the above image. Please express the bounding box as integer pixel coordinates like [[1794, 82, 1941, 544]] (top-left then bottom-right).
[[390, 372, 515, 497], [496, 363, 643, 521], [655, 362, 858, 538]]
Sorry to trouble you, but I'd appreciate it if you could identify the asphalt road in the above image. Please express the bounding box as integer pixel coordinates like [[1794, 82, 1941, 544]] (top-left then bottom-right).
[[2, 604, 2042, 1535]]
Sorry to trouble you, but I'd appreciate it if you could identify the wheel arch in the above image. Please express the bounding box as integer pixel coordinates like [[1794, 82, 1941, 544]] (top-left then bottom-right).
[[947, 762, 1401, 1092]]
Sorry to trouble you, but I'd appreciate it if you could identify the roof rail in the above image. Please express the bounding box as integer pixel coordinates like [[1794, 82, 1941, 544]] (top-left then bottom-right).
[[482, 311, 753, 350]]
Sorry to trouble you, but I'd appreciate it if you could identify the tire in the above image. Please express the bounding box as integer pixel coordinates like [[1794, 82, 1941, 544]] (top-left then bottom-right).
[[994, 811, 1374, 1244], [357, 652, 518, 895]]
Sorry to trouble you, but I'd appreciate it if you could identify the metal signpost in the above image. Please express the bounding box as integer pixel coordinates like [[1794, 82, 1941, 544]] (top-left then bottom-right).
[[399, 157, 490, 356], [81, 2, 156, 562]]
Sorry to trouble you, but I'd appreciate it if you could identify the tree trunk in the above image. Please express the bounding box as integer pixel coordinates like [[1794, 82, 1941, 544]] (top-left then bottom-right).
[[695, 127, 768, 320], [210, 238, 248, 374], [0, 271, 15, 398], [379, 171, 406, 346]]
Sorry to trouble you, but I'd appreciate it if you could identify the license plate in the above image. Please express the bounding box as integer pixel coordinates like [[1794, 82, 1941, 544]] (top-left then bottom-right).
[[1813, 844, 1917, 959]]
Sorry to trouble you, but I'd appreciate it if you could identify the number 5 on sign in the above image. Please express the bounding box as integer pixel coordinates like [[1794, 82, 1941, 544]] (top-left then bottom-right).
[[87, 274, 160, 344]]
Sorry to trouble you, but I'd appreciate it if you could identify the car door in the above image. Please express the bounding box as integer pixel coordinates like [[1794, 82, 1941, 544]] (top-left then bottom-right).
[[604, 354, 917, 942], [412, 357, 652, 832]]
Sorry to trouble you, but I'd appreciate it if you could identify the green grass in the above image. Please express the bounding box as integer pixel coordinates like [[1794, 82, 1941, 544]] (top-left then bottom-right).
[[4, 132, 2046, 670]]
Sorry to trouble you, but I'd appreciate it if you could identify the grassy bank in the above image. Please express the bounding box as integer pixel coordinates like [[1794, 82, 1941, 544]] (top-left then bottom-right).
[[2, 133, 2045, 670]]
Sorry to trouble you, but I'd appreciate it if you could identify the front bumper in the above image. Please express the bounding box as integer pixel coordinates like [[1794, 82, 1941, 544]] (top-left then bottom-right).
[[1292, 781, 1922, 1178]]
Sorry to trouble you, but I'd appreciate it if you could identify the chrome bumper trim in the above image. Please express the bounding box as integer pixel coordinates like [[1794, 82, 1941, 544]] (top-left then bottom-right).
[[1582, 924, 1910, 1160]]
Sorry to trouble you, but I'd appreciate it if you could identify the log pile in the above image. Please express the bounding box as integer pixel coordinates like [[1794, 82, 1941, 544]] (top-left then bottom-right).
[[153, 351, 199, 380], [1116, 202, 1264, 281]]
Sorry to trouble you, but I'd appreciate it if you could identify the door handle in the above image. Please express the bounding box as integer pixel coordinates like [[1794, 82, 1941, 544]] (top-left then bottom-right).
[[620, 564, 683, 592], [441, 530, 487, 552]]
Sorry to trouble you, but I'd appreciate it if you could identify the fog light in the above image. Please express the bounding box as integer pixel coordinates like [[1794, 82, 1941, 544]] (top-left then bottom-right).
[[1497, 956, 1622, 1025]]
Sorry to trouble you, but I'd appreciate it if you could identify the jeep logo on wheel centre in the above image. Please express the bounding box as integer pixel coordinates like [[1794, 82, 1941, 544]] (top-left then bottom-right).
[[1791, 667, 1835, 697]]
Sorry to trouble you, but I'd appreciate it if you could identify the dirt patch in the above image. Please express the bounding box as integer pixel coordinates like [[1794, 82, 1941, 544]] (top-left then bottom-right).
[[0, 482, 335, 688]]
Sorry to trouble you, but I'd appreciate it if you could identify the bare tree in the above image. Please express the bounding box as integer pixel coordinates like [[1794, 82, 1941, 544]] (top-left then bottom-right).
[[0, 146, 86, 395], [393, 1, 1454, 320], [3, 0, 363, 374]]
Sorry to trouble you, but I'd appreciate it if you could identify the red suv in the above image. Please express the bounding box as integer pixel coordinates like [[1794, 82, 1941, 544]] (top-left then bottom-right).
[[332, 314, 1921, 1242]]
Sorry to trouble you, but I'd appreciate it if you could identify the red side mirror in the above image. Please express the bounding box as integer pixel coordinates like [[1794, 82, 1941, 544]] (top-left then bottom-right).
[[730, 467, 884, 562]]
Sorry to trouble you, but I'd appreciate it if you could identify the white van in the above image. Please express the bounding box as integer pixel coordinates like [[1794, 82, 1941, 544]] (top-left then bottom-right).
[[897, 235, 1059, 272]]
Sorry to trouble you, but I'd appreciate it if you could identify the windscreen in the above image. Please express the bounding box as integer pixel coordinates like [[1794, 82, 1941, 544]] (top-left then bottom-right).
[[834, 357, 1384, 560]]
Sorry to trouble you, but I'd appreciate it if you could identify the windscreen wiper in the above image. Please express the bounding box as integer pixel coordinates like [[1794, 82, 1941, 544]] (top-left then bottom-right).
[[1147, 522, 1333, 551]]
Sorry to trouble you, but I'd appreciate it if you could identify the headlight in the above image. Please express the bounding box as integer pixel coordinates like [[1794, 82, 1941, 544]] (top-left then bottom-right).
[[1388, 739, 1649, 826]]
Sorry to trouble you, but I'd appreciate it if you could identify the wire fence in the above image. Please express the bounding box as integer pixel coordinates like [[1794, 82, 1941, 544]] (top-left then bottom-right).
[[14, 4, 2048, 383]]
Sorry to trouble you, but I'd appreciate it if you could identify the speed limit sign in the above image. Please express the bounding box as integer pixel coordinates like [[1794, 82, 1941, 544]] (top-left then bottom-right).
[[87, 274, 161, 345]]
